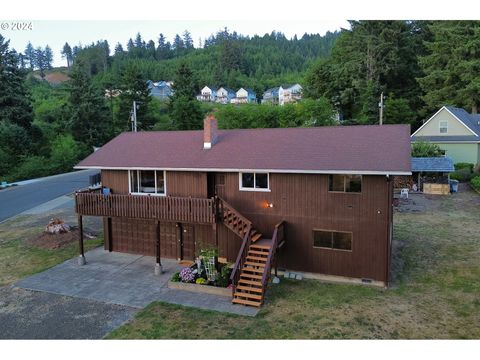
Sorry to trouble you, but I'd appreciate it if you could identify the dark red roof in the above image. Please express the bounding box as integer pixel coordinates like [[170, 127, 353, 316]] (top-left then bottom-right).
[[76, 125, 411, 175]]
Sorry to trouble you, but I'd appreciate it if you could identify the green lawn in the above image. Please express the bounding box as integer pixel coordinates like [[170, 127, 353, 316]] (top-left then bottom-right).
[[107, 188, 480, 339], [0, 215, 102, 286]]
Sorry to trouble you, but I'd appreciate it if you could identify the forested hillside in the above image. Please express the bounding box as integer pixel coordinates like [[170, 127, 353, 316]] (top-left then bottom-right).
[[2, 21, 480, 183]]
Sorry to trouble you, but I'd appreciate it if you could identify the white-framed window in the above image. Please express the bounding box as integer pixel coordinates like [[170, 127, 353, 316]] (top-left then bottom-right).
[[128, 170, 166, 196], [439, 120, 448, 133], [239, 172, 270, 192]]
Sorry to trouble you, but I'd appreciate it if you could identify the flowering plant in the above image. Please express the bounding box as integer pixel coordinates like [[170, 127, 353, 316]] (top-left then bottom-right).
[[196, 278, 206, 285], [179, 267, 195, 283]]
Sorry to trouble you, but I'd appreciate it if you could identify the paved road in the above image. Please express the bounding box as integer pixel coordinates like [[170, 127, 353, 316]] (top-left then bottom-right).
[[0, 169, 98, 222]]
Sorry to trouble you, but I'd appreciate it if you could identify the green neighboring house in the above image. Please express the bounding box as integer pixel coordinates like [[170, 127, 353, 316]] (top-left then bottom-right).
[[411, 106, 480, 166]]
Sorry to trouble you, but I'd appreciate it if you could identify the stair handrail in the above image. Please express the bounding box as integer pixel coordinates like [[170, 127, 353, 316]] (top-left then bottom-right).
[[216, 196, 252, 229], [261, 220, 286, 287], [230, 223, 252, 297]]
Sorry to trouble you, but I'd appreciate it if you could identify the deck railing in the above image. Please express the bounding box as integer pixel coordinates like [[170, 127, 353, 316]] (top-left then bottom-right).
[[75, 192, 216, 224]]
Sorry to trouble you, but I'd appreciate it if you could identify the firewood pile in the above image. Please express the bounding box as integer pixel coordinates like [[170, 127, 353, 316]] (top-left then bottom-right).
[[393, 176, 414, 189], [45, 218, 71, 234]]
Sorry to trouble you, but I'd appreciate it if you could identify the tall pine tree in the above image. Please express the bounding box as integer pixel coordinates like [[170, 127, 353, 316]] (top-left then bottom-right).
[[68, 60, 111, 147]]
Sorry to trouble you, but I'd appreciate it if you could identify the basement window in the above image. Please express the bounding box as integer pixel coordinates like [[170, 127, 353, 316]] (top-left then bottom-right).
[[239, 172, 270, 191], [439, 120, 448, 133], [129, 170, 166, 195], [313, 230, 352, 251], [329, 174, 362, 193]]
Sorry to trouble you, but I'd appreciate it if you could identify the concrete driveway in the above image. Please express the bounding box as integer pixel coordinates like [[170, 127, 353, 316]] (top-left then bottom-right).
[[15, 248, 258, 316]]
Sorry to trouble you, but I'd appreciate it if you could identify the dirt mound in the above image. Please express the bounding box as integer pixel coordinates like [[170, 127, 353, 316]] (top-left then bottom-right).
[[26, 228, 96, 250], [33, 71, 70, 85]]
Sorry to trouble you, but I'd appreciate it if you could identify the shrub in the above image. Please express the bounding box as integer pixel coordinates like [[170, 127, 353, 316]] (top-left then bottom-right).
[[471, 176, 480, 191], [215, 263, 233, 288], [450, 168, 473, 182], [179, 267, 195, 283], [454, 162, 474, 172], [411, 141, 443, 157], [195, 278, 206, 285], [170, 272, 181, 282]]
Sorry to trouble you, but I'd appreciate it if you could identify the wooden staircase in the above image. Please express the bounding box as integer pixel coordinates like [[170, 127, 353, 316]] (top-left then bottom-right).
[[232, 242, 271, 307], [217, 197, 286, 308]]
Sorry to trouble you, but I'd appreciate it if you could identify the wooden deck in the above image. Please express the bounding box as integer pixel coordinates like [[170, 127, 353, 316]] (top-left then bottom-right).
[[75, 192, 216, 224]]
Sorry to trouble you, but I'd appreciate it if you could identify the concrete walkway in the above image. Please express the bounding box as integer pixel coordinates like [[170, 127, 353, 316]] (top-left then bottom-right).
[[15, 248, 258, 316]]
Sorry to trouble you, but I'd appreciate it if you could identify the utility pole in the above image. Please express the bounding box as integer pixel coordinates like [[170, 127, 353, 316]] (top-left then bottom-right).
[[131, 101, 138, 132], [379, 92, 385, 125]]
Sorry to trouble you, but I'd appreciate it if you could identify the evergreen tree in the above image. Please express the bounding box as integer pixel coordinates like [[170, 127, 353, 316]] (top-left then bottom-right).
[[0, 35, 34, 131], [146, 40, 156, 59], [134, 33, 144, 48], [44, 45, 53, 69], [169, 62, 202, 130], [61, 42, 73, 68], [157, 33, 171, 59], [24, 41, 35, 70], [183, 30, 194, 50], [418, 21, 480, 114], [117, 63, 153, 131], [114, 42, 124, 57], [173, 34, 185, 57], [34, 47, 47, 78], [67, 60, 111, 146], [304, 21, 425, 124], [127, 38, 134, 52]]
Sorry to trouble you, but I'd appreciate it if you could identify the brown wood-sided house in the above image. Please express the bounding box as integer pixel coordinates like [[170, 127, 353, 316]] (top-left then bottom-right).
[[74, 115, 411, 307]]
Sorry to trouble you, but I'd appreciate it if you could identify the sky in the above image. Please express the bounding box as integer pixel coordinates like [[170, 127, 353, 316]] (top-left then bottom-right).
[[1, 20, 350, 68]]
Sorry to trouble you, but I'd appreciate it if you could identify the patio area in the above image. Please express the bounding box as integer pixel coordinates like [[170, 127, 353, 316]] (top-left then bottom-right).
[[14, 247, 258, 316]]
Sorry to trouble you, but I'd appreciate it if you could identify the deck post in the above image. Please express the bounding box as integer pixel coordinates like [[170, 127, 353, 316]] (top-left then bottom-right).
[[107, 217, 113, 252], [78, 215, 86, 266], [155, 221, 163, 275]]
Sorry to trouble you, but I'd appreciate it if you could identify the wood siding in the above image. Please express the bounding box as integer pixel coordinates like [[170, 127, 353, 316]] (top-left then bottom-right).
[[99, 170, 392, 282]]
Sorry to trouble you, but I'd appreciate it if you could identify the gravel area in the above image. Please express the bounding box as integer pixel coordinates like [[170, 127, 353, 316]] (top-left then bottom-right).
[[0, 286, 137, 339]]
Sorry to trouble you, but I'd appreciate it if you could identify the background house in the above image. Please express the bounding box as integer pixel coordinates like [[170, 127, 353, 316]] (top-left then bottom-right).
[[216, 87, 236, 104], [261, 87, 280, 104], [231, 88, 256, 104], [197, 86, 218, 102], [147, 80, 173, 100], [279, 84, 302, 105], [411, 106, 480, 166]]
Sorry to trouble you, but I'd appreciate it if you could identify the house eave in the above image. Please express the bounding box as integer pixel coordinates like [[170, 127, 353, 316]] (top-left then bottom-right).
[[74, 165, 411, 176]]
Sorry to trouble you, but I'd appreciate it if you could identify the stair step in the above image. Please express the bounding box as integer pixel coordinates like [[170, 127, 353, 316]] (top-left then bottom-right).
[[240, 273, 263, 280], [251, 233, 262, 242], [250, 244, 271, 250], [234, 291, 263, 301], [248, 250, 269, 256], [238, 279, 263, 286], [242, 266, 264, 273], [232, 298, 262, 307], [246, 255, 268, 262], [236, 285, 264, 293], [244, 261, 265, 267]]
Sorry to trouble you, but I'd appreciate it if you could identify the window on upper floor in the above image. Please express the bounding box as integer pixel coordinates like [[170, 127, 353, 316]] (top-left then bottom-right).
[[439, 120, 448, 133], [129, 170, 166, 195], [328, 174, 362, 193], [313, 230, 352, 251], [239, 172, 270, 191]]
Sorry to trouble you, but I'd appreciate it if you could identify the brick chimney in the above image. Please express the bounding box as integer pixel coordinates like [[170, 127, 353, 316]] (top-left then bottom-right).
[[203, 114, 218, 149]]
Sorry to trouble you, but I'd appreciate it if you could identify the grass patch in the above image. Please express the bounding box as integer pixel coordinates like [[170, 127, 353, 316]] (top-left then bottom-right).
[[108, 188, 480, 339], [0, 216, 103, 286]]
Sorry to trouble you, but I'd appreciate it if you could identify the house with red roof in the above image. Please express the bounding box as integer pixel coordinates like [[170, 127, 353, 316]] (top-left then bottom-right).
[[74, 115, 411, 307]]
